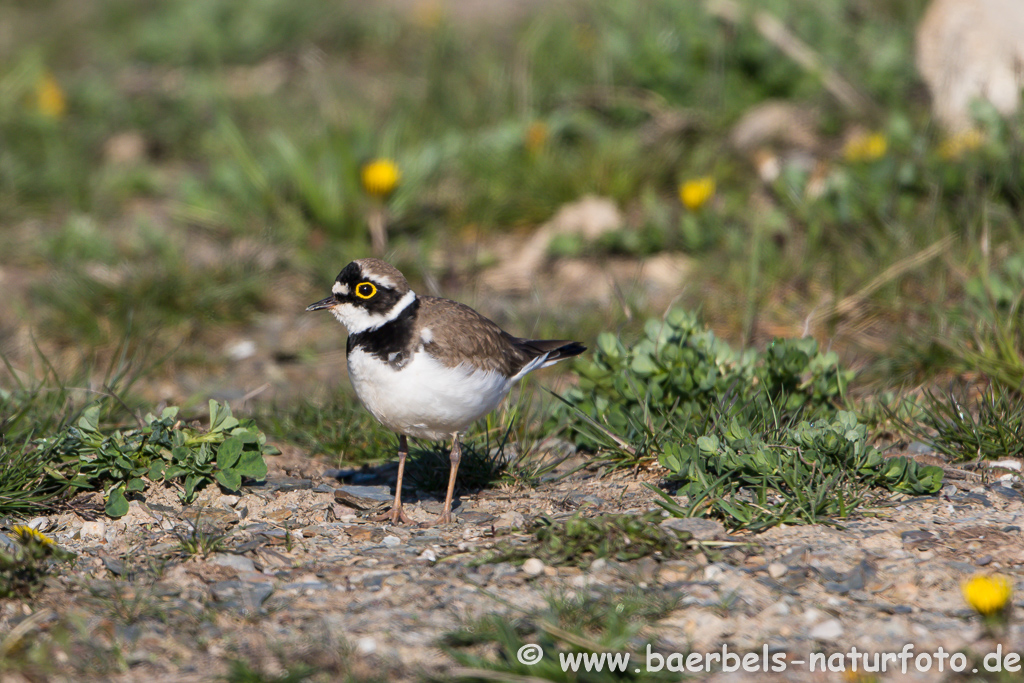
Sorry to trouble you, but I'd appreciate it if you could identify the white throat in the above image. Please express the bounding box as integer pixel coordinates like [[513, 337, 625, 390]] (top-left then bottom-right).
[[330, 289, 417, 334]]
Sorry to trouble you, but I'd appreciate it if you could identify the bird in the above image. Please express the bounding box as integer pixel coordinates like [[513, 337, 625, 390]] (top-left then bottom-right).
[[307, 258, 585, 525]]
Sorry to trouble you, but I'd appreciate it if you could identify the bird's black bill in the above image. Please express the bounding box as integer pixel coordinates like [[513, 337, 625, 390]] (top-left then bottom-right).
[[306, 296, 336, 312]]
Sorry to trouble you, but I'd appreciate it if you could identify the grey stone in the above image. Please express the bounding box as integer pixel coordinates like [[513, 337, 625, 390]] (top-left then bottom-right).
[[336, 485, 393, 503], [660, 517, 725, 540], [209, 553, 256, 573]]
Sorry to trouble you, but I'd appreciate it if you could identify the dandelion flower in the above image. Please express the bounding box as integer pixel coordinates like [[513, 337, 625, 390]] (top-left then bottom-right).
[[525, 121, 549, 154], [12, 525, 55, 547], [412, 0, 444, 29], [842, 131, 887, 162], [962, 574, 1013, 616], [361, 159, 400, 198], [35, 72, 66, 119], [938, 129, 985, 160], [679, 177, 715, 211]]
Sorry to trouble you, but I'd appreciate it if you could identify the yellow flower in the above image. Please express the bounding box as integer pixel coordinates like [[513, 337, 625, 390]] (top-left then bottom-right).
[[525, 121, 548, 154], [11, 525, 54, 547], [962, 574, 1013, 616], [842, 131, 887, 162], [412, 0, 444, 29], [35, 72, 67, 119], [361, 159, 400, 198], [938, 129, 985, 160], [679, 177, 715, 211]]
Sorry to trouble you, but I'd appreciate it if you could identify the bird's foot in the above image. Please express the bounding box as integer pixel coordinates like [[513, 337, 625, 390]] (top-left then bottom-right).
[[420, 510, 455, 527], [371, 505, 412, 525]]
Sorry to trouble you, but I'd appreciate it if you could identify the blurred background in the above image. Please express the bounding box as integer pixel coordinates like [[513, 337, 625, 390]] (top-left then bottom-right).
[[1, 0, 1023, 449]]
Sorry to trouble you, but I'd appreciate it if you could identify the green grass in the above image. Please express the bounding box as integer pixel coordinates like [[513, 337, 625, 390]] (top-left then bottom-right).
[[0, 0, 1023, 539], [476, 512, 698, 569], [261, 396, 395, 466], [1, 0, 1020, 383], [441, 588, 682, 682]]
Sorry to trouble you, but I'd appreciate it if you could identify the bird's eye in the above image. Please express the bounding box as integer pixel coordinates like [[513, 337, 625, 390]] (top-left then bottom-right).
[[355, 282, 377, 299]]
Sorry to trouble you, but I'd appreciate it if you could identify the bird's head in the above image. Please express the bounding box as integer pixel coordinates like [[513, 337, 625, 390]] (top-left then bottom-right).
[[306, 258, 415, 333]]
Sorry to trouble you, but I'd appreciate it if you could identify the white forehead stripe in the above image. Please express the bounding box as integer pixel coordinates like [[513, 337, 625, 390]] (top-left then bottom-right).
[[332, 281, 350, 295], [368, 273, 398, 289], [420, 328, 433, 343]]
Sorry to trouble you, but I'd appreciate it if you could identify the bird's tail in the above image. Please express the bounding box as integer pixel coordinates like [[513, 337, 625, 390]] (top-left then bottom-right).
[[511, 339, 586, 381]]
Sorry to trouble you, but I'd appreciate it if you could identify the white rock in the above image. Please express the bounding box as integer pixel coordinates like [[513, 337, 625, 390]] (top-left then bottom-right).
[[809, 618, 844, 641], [522, 558, 546, 576], [589, 558, 608, 573], [417, 549, 437, 562], [382, 535, 400, 547], [226, 339, 257, 361], [27, 517, 49, 531], [802, 607, 826, 625], [209, 554, 256, 573], [704, 564, 725, 582], [767, 562, 788, 579], [80, 521, 105, 540], [355, 637, 377, 654]]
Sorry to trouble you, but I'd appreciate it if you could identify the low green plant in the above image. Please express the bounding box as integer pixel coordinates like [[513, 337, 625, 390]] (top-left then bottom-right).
[[476, 512, 694, 569], [553, 309, 852, 456], [42, 400, 275, 517], [555, 310, 943, 531], [222, 659, 317, 683], [0, 525, 76, 598], [901, 385, 1024, 464], [655, 411, 944, 531], [442, 588, 681, 683], [175, 518, 229, 559]]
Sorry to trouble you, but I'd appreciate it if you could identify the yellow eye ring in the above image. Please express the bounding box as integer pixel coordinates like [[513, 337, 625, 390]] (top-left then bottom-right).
[[355, 282, 377, 299]]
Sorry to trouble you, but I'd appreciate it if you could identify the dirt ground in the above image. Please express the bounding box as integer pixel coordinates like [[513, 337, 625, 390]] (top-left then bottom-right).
[[3, 445, 1022, 682]]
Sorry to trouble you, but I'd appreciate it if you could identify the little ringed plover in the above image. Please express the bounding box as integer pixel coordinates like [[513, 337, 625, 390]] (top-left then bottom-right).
[[307, 258, 585, 525]]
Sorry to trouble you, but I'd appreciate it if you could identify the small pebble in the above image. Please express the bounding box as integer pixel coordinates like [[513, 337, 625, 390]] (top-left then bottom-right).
[[382, 535, 400, 547], [355, 637, 377, 654], [418, 549, 437, 562], [767, 562, 788, 579], [522, 558, 545, 576], [80, 521, 105, 540], [809, 618, 844, 641], [704, 564, 725, 581]]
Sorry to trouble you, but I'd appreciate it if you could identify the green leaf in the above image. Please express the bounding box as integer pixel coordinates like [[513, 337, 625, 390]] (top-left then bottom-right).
[[165, 465, 187, 479], [183, 474, 202, 502], [209, 400, 239, 432], [78, 405, 100, 432], [215, 469, 242, 491], [148, 461, 166, 480], [216, 437, 243, 470], [126, 478, 146, 493], [234, 450, 268, 480], [105, 487, 129, 518]]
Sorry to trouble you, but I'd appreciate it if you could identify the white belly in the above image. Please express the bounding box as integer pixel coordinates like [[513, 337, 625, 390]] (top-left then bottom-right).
[[347, 348, 513, 440]]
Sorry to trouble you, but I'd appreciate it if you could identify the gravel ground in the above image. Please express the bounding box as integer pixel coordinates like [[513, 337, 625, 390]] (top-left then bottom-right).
[[2, 451, 1022, 682]]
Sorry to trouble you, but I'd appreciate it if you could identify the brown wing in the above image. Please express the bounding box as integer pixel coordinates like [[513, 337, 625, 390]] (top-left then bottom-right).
[[416, 297, 584, 376]]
